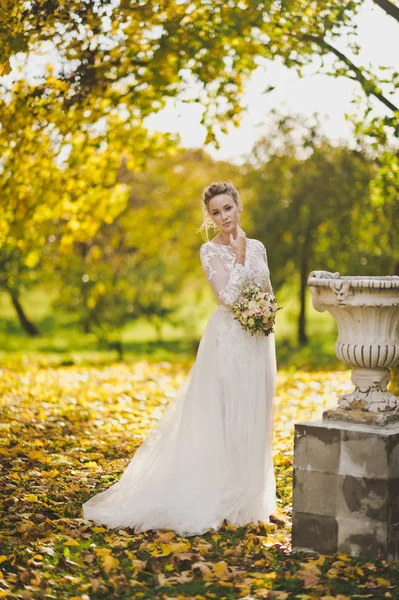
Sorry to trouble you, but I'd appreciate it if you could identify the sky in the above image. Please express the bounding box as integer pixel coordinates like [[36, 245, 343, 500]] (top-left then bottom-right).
[[145, 0, 399, 163]]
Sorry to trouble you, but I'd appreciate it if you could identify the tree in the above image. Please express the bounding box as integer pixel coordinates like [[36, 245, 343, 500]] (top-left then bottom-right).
[[52, 147, 241, 353], [0, 1, 397, 144], [352, 118, 399, 275], [245, 113, 376, 344], [0, 80, 65, 334], [0, 78, 175, 332]]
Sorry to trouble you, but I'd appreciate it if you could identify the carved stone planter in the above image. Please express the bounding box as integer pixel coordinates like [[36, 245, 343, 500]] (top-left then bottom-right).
[[292, 271, 399, 559], [307, 271, 399, 413]]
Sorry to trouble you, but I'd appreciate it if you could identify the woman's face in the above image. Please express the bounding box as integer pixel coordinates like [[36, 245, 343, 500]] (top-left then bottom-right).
[[207, 193, 241, 234]]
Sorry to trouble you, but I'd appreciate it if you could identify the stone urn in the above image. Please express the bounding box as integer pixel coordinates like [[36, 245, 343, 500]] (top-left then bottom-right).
[[307, 271, 399, 414]]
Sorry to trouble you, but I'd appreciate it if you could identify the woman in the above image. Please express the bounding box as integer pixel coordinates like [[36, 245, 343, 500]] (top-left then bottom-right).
[[82, 181, 277, 536]]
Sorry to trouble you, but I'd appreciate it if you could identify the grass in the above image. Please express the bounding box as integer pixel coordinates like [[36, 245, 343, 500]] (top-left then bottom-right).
[[0, 281, 342, 371]]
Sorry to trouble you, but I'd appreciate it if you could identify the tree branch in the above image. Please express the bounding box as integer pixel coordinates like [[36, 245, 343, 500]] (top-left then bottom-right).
[[301, 34, 399, 114], [372, 0, 399, 23]]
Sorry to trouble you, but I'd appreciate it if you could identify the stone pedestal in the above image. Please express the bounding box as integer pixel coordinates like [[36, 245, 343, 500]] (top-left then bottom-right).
[[292, 419, 399, 559], [292, 271, 399, 557]]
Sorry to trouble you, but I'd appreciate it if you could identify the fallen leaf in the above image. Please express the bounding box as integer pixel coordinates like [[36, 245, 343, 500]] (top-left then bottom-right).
[[295, 563, 321, 588], [23, 494, 38, 502], [94, 548, 120, 573]]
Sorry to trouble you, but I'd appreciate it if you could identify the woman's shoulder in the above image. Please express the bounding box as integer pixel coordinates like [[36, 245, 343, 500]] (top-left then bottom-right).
[[200, 240, 212, 253], [199, 241, 217, 261], [249, 238, 266, 251]]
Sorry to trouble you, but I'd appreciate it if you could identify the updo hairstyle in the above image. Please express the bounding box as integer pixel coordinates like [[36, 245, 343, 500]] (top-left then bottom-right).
[[198, 181, 243, 241]]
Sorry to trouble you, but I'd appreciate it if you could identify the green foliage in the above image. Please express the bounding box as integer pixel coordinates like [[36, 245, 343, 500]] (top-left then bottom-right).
[[352, 121, 399, 275], [247, 113, 381, 278], [244, 112, 393, 342]]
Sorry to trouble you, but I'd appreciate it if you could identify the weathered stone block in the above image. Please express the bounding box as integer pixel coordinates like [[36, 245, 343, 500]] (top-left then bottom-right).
[[292, 420, 399, 559], [387, 521, 399, 559], [293, 470, 398, 523], [339, 429, 390, 478], [388, 479, 399, 523], [291, 511, 338, 555], [337, 516, 387, 558], [339, 475, 388, 521], [293, 469, 337, 516], [387, 435, 399, 478], [294, 422, 341, 474]]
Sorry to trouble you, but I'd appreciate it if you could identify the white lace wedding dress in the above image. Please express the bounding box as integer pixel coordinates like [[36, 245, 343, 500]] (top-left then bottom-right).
[[82, 237, 277, 536]]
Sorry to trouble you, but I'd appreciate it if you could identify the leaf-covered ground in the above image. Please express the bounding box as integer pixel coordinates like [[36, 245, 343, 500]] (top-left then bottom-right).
[[0, 356, 398, 599]]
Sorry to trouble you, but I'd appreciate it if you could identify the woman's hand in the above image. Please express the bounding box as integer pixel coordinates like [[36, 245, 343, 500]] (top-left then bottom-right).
[[229, 225, 247, 258]]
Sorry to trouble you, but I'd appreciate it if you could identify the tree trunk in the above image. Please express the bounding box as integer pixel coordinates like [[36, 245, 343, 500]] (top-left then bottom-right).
[[153, 317, 163, 342], [298, 269, 308, 346], [83, 317, 92, 334], [10, 291, 40, 336], [298, 236, 311, 346], [114, 340, 124, 362]]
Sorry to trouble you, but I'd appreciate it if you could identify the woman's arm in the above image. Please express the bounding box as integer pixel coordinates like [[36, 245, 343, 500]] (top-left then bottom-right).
[[259, 241, 274, 295], [258, 241, 275, 328], [200, 244, 251, 307]]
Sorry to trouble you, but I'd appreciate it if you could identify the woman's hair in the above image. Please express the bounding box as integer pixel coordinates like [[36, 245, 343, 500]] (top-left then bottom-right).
[[198, 181, 242, 241]]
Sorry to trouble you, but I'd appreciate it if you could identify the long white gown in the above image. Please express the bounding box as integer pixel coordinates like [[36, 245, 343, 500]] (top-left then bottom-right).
[[82, 237, 277, 536]]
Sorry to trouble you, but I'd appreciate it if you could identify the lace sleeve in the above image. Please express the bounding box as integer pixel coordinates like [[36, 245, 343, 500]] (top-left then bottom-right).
[[200, 244, 251, 307], [259, 241, 274, 295]]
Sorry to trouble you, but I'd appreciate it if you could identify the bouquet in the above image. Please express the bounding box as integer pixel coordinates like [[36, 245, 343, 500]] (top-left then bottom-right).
[[231, 282, 281, 336]]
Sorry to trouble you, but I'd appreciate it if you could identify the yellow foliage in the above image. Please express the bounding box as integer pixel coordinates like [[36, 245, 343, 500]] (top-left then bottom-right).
[[159, 541, 191, 556], [84, 461, 100, 470], [23, 494, 38, 502], [41, 469, 59, 478], [27, 450, 46, 461], [94, 548, 120, 573], [0, 60, 11, 76], [0, 358, 396, 598], [87, 297, 96, 310], [24, 251, 40, 268], [64, 540, 80, 546], [212, 561, 231, 580], [375, 578, 391, 587]]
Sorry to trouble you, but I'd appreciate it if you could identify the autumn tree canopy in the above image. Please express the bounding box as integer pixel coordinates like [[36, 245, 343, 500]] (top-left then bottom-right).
[[1, 0, 398, 142]]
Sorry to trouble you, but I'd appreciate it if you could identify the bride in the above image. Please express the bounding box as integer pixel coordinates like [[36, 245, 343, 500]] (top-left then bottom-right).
[[82, 181, 277, 536]]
